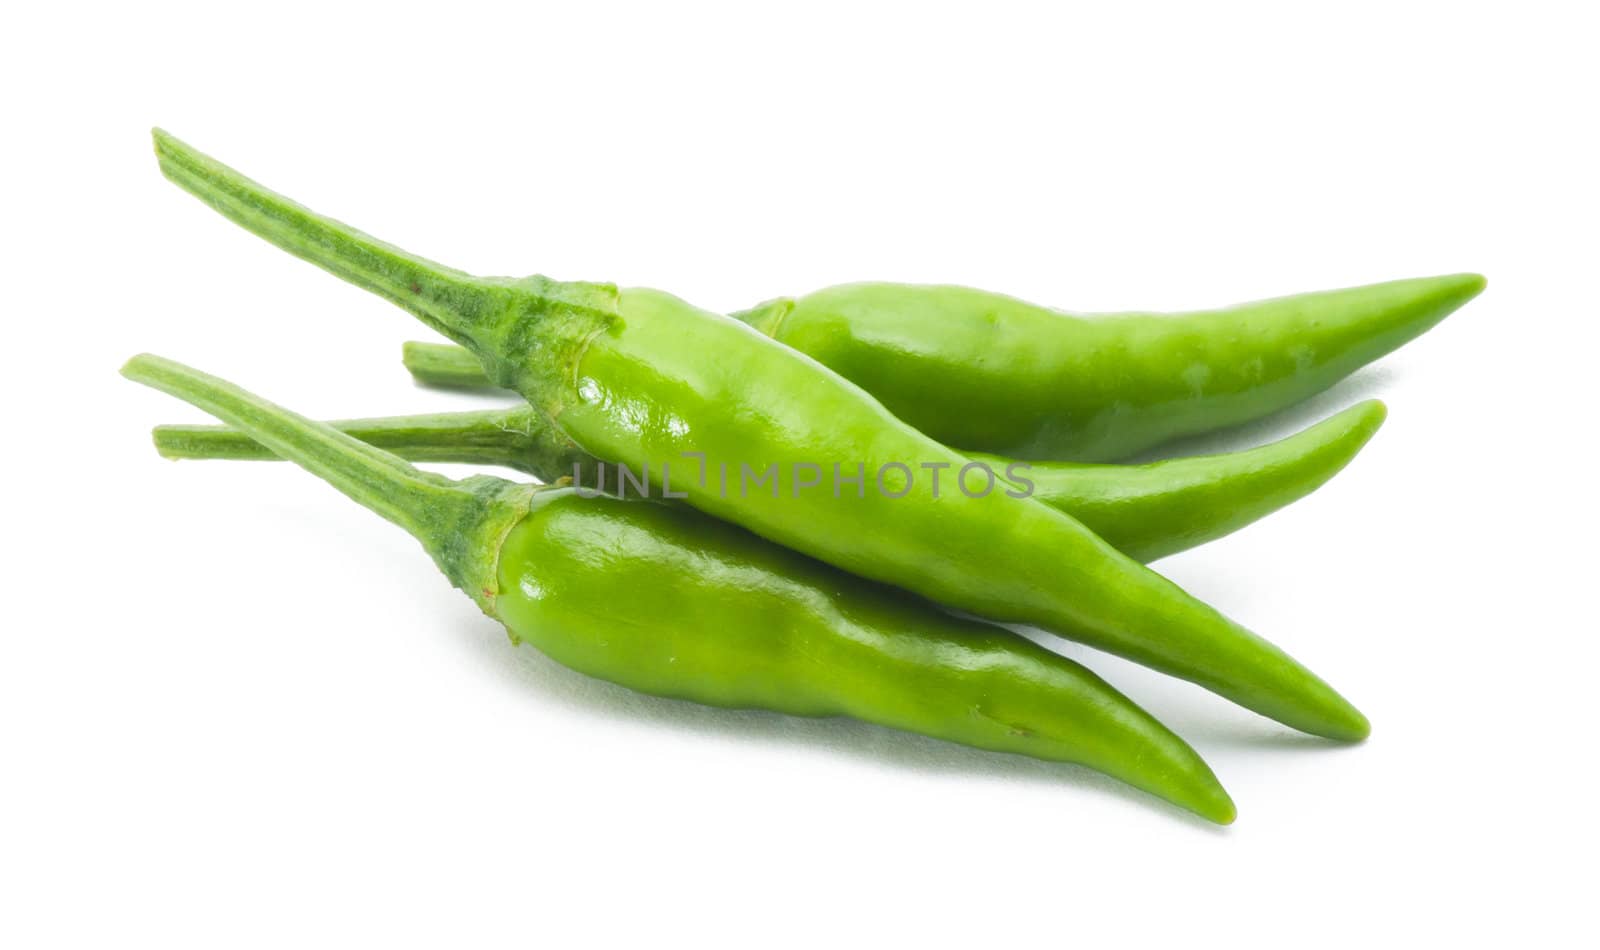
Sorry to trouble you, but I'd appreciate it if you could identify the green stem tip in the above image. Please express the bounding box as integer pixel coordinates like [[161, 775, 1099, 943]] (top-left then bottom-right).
[[402, 340, 505, 390]]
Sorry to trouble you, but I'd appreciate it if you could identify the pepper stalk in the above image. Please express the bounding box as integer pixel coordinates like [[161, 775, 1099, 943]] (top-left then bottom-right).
[[122, 354, 533, 612]]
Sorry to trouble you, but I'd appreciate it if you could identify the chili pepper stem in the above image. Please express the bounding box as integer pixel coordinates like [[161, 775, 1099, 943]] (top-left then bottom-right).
[[385, 341, 490, 391], [153, 131, 490, 347], [151, 130, 618, 402], [122, 354, 533, 612], [152, 406, 539, 471], [401, 341, 506, 390]]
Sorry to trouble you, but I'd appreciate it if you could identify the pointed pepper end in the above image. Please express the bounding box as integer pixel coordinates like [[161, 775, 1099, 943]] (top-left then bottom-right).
[[1352, 398, 1389, 440], [1323, 703, 1372, 744], [1441, 272, 1488, 307], [1460, 272, 1488, 295], [1192, 783, 1238, 826]]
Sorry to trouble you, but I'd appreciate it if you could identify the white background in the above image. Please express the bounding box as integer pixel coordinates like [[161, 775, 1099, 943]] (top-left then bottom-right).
[[3, 2, 1597, 946]]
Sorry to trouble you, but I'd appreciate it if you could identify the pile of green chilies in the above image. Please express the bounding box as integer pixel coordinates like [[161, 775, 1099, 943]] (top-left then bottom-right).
[[126, 129, 1485, 823]]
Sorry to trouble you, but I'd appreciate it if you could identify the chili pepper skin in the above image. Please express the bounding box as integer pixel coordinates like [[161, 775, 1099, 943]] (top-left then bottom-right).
[[153, 399, 1386, 564], [122, 354, 1238, 824], [152, 130, 1369, 741], [734, 275, 1480, 461]]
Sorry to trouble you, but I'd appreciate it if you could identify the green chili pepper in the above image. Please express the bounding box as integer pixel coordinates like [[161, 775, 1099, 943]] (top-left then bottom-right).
[[152, 130, 1369, 740], [122, 353, 1237, 824], [739, 277, 1478, 461], [152, 398, 1386, 564], [401, 275, 1481, 464]]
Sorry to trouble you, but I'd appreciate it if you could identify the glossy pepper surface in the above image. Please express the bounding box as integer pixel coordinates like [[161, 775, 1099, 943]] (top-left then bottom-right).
[[123, 354, 1237, 824], [153, 398, 1387, 564], [152, 130, 1368, 740], [733, 275, 1480, 460]]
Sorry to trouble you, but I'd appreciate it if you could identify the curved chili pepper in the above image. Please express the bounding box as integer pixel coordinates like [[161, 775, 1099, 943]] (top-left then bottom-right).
[[151, 130, 1368, 740], [151, 399, 1386, 564], [734, 276, 1479, 461], [122, 354, 1237, 824]]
